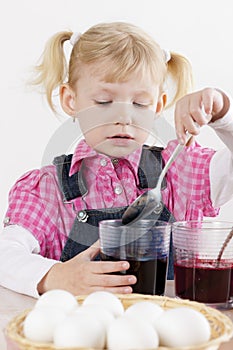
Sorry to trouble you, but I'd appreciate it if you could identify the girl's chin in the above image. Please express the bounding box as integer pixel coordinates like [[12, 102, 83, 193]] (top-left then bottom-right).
[[93, 140, 141, 158], [107, 137, 134, 147]]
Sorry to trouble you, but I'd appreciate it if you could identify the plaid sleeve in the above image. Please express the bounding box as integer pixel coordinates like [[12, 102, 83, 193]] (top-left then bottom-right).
[[4, 167, 66, 258], [162, 140, 219, 220]]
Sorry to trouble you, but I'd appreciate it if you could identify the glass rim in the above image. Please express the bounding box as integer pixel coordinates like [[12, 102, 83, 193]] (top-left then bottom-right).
[[172, 220, 233, 231], [99, 219, 172, 228]]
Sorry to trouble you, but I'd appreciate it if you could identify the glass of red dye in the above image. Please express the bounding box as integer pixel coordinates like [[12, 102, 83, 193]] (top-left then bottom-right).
[[230, 268, 233, 307], [99, 220, 171, 295], [172, 221, 233, 309]]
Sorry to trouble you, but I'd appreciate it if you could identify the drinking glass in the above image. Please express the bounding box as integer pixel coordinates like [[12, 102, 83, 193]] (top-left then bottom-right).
[[99, 219, 171, 295], [172, 221, 233, 309]]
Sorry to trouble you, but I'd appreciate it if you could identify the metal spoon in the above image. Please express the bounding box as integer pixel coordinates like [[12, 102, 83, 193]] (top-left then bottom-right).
[[122, 133, 193, 225]]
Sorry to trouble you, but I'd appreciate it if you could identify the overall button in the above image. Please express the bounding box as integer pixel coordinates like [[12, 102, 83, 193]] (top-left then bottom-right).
[[100, 158, 107, 166], [111, 158, 119, 165], [77, 210, 89, 222], [3, 217, 10, 225], [114, 185, 123, 195]]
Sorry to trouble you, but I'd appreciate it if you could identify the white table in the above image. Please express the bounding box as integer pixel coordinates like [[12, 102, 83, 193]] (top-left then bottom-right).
[[0, 285, 35, 349], [1, 282, 233, 349]]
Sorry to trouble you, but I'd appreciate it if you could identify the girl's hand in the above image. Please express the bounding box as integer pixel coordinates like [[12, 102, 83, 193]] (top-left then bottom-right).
[[37, 241, 137, 295], [174, 87, 230, 144]]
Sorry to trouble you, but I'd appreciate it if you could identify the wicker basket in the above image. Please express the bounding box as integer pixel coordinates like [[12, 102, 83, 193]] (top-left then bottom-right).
[[5, 294, 233, 350]]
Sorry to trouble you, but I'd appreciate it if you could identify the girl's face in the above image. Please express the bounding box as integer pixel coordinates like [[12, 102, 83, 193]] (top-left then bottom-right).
[[61, 63, 166, 158]]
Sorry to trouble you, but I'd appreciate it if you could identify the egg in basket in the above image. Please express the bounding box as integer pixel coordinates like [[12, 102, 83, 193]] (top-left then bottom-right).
[[5, 290, 233, 350]]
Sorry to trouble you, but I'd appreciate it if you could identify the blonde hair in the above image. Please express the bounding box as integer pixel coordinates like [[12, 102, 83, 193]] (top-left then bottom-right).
[[32, 22, 193, 112]]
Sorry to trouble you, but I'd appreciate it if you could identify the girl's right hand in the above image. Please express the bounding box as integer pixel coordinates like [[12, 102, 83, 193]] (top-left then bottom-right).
[[37, 241, 137, 295], [174, 87, 229, 144]]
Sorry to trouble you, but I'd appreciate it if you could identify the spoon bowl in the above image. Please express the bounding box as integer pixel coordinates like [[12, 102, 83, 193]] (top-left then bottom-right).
[[122, 134, 192, 225]]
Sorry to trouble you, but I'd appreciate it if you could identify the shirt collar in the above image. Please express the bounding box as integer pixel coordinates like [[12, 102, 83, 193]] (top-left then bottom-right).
[[69, 139, 142, 178]]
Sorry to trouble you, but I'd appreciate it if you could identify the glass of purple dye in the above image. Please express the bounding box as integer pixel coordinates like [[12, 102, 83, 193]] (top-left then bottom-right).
[[172, 221, 233, 309]]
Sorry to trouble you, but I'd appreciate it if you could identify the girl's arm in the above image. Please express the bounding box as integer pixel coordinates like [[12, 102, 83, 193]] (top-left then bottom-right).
[[174, 88, 233, 208], [209, 108, 233, 207], [0, 225, 58, 298], [0, 225, 137, 297]]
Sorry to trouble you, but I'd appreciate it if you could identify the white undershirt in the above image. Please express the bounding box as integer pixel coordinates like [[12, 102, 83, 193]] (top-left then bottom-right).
[[209, 112, 233, 206], [0, 225, 56, 297], [1, 103, 233, 298]]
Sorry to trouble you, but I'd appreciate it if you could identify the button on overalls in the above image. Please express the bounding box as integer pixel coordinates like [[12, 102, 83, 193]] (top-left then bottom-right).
[[54, 145, 175, 279]]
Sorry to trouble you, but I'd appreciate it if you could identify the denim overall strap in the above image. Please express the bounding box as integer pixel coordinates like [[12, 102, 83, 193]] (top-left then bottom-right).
[[60, 206, 175, 279], [54, 146, 175, 279], [53, 154, 87, 201], [53, 145, 166, 201]]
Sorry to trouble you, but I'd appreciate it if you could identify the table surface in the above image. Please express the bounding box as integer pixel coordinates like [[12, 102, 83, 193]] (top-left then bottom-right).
[[1, 282, 233, 350]]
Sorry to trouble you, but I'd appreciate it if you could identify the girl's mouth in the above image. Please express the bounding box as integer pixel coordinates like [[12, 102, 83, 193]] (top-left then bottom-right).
[[107, 134, 134, 146], [108, 134, 134, 140]]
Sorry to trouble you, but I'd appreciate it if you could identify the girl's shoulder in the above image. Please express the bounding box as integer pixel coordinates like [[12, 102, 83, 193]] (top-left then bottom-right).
[[162, 139, 216, 160], [9, 165, 57, 195]]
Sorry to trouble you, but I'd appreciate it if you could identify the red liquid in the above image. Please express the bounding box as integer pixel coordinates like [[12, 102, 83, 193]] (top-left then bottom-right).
[[231, 267, 233, 298], [100, 253, 167, 295], [174, 260, 231, 303]]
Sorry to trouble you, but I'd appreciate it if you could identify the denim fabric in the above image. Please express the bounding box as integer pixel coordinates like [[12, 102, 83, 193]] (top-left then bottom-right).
[[54, 146, 175, 279], [53, 145, 167, 201]]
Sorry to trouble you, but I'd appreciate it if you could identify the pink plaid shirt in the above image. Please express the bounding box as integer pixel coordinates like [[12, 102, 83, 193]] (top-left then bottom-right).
[[5, 139, 218, 260]]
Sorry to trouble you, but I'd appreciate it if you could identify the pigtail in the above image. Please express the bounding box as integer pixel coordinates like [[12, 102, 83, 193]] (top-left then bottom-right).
[[31, 31, 72, 112], [29, 22, 194, 115], [166, 52, 194, 108]]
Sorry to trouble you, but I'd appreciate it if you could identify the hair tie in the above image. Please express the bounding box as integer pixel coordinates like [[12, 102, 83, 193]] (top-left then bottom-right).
[[70, 32, 82, 46], [163, 49, 171, 63]]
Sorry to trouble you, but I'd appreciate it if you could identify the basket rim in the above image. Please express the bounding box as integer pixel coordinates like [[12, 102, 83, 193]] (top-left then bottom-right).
[[5, 294, 233, 350]]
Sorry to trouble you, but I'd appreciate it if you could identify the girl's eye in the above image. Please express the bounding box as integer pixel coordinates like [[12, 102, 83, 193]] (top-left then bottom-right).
[[133, 102, 149, 108], [95, 100, 112, 105]]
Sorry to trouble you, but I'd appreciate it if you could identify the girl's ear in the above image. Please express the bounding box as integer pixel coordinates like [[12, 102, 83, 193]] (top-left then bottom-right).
[[60, 84, 76, 116], [156, 93, 167, 114]]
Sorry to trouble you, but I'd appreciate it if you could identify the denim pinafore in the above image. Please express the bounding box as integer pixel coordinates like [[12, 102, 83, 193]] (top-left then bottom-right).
[[53, 145, 175, 279]]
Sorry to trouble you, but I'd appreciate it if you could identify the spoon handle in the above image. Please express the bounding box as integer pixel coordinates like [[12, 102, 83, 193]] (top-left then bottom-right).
[[217, 227, 233, 264], [156, 133, 193, 190]]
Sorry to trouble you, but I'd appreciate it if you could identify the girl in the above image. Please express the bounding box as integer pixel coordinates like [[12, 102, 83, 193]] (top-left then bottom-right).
[[0, 22, 232, 298]]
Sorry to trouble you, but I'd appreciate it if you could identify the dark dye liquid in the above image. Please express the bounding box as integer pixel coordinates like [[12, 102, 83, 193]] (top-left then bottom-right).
[[230, 267, 233, 298], [174, 260, 231, 303], [100, 252, 167, 295]]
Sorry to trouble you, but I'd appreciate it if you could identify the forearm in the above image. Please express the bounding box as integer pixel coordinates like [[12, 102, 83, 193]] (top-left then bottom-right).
[[37, 261, 64, 295], [209, 101, 233, 153], [0, 225, 59, 298], [209, 97, 233, 207]]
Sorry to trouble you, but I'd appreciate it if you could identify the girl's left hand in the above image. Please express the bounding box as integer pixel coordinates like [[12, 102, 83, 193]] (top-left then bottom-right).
[[174, 87, 230, 144]]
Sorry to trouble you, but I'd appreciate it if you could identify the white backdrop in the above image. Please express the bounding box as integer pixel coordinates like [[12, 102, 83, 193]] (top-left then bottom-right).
[[1, 0, 233, 223]]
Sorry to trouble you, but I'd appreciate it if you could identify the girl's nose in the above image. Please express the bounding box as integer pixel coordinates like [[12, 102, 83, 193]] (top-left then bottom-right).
[[114, 117, 132, 125], [114, 104, 133, 125]]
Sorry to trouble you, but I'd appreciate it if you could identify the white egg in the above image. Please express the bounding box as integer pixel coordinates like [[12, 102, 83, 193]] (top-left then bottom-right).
[[125, 301, 164, 328], [35, 289, 78, 313], [83, 291, 124, 317], [107, 316, 159, 350], [73, 304, 115, 328], [53, 313, 105, 348], [23, 306, 67, 342], [155, 307, 211, 347]]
